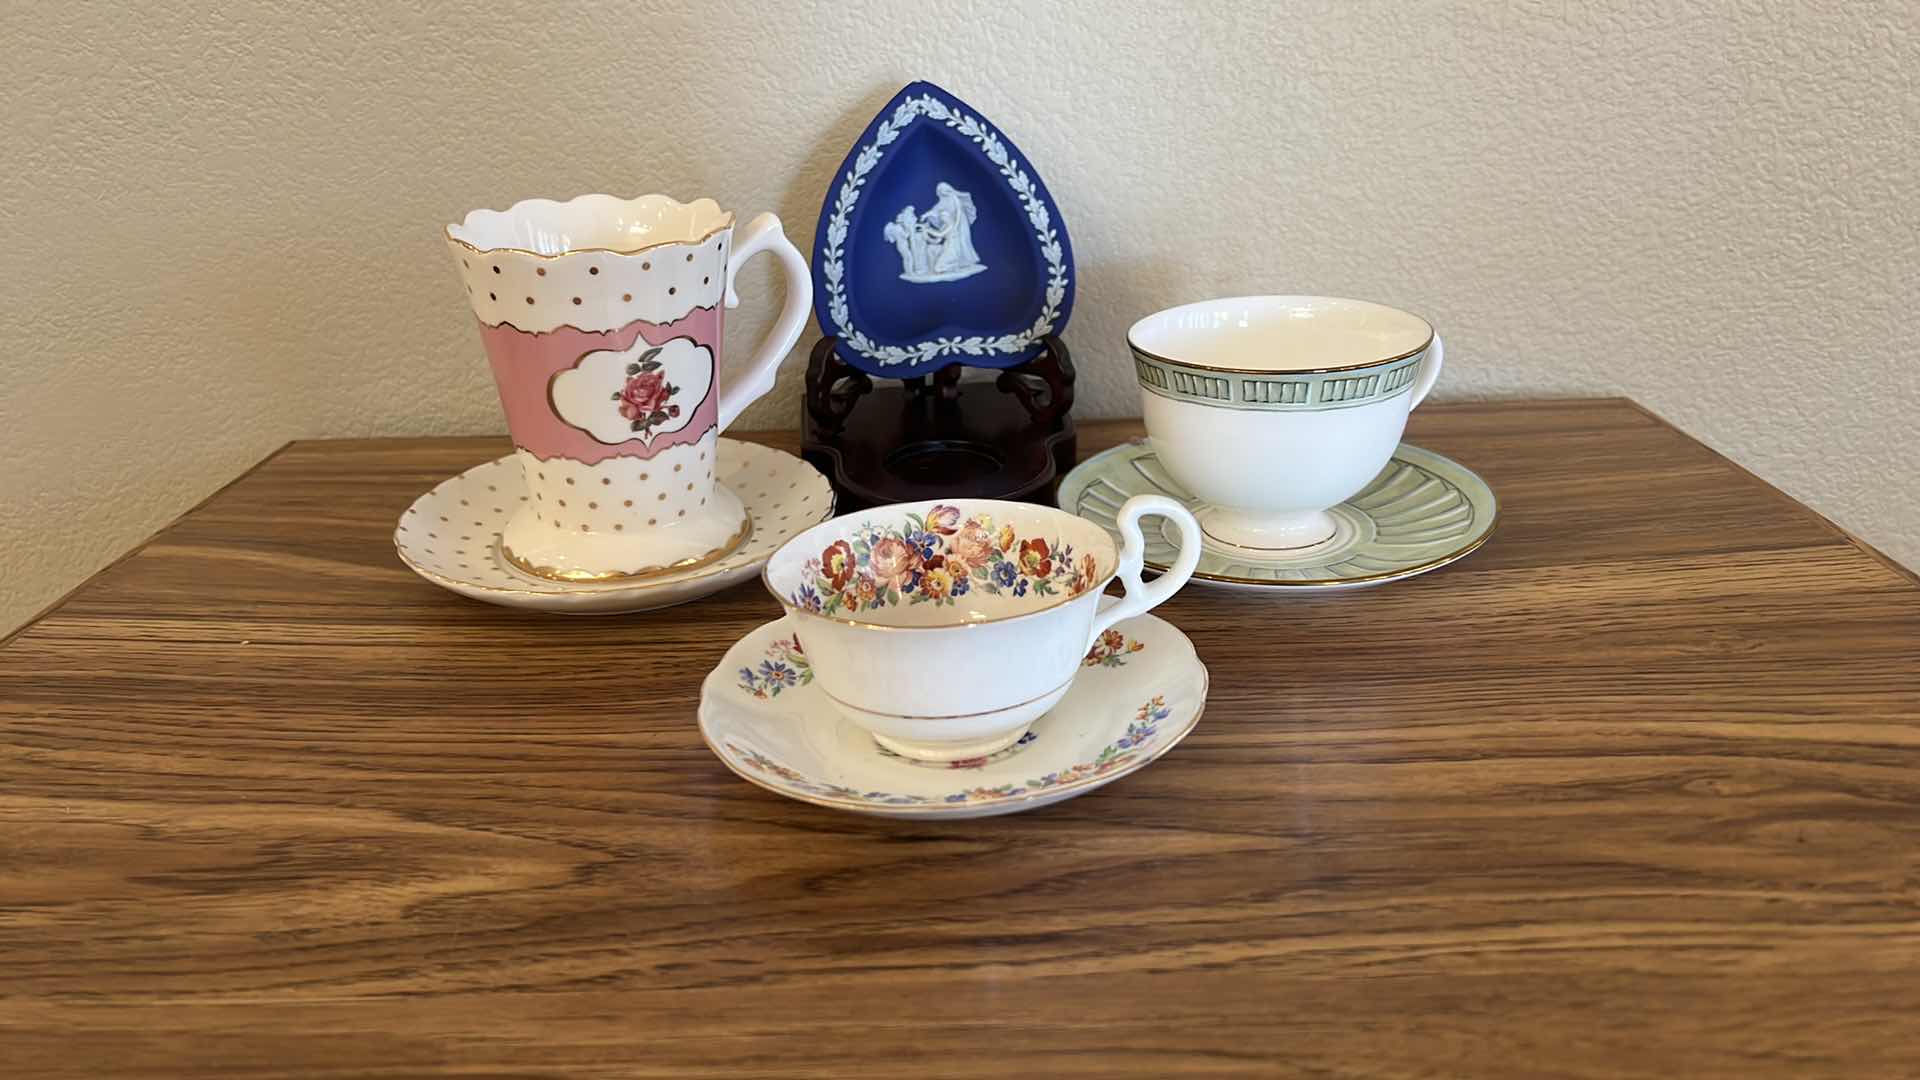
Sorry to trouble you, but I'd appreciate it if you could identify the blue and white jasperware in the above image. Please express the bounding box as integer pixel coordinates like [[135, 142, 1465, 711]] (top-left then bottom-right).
[[810, 80, 1075, 379]]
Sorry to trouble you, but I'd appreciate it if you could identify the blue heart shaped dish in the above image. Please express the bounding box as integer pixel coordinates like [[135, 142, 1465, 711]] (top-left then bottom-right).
[[811, 81, 1076, 379]]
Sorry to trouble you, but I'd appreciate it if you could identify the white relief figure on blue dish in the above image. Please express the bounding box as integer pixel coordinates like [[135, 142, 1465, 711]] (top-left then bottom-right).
[[923, 182, 985, 279], [884, 205, 934, 280], [889, 183, 987, 284]]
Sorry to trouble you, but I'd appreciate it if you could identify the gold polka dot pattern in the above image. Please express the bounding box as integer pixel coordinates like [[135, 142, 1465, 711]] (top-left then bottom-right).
[[393, 440, 834, 613]]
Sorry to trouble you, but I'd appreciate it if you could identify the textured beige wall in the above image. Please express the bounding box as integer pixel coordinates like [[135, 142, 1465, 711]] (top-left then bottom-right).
[[3, 1, 1915, 632]]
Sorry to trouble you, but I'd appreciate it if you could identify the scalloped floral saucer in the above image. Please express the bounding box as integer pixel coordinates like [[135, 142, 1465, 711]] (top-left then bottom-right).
[[394, 440, 833, 614], [1058, 440, 1496, 592], [698, 611, 1207, 819]]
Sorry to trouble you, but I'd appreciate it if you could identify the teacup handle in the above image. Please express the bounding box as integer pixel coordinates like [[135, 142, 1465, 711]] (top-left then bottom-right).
[[1086, 495, 1203, 651], [716, 212, 812, 432], [1409, 332, 1445, 409]]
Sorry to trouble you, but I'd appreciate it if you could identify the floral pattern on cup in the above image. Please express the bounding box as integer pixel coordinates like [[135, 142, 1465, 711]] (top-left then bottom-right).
[[736, 633, 811, 699], [723, 695, 1172, 808], [1083, 630, 1146, 668], [790, 505, 1101, 615], [607, 346, 684, 438]]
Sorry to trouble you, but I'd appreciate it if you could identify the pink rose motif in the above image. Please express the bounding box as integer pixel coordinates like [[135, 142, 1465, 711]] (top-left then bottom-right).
[[619, 370, 674, 420], [868, 536, 922, 588], [947, 522, 994, 572], [926, 504, 962, 535]]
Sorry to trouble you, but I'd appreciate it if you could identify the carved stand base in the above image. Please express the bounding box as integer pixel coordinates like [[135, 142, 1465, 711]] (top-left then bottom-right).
[[800, 336, 1077, 511]]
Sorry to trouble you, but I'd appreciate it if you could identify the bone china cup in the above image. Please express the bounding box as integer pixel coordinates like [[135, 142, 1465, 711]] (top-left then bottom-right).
[[764, 497, 1203, 764], [446, 193, 811, 582], [1128, 295, 1445, 551]]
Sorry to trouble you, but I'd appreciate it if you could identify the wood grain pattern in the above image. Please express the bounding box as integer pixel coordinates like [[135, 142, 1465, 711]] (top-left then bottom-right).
[[4, 400, 1919, 1079]]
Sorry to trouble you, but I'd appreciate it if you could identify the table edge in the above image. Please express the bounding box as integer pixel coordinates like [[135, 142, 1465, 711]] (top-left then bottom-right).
[[1623, 398, 1920, 589], [0, 439, 298, 649]]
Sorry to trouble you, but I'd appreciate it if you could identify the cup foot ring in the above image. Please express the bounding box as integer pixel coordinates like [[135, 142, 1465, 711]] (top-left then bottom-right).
[[501, 512, 752, 583], [1193, 507, 1338, 554], [870, 723, 1037, 765]]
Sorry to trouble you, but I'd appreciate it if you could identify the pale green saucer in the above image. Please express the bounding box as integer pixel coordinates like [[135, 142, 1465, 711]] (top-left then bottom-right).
[[1057, 440, 1497, 592]]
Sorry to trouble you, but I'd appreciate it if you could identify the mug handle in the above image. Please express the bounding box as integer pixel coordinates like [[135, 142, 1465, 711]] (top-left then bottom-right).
[[1408, 331, 1445, 409], [1085, 494, 1203, 651], [716, 212, 812, 432]]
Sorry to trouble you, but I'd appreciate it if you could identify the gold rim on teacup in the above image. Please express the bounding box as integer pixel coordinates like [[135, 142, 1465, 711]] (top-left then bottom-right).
[[1127, 294, 1435, 375], [762, 573, 1113, 632], [760, 500, 1122, 633]]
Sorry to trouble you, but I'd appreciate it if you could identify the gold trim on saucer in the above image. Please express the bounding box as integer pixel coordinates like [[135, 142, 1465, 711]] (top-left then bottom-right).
[[702, 674, 1210, 817], [391, 444, 841, 604], [393, 492, 837, 599], [502, 512, 752, 583], [1144, 513, 1499, 587]]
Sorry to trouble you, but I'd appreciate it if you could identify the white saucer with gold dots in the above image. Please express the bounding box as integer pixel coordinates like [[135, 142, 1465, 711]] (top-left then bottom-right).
[[395, 439, 834, 614]]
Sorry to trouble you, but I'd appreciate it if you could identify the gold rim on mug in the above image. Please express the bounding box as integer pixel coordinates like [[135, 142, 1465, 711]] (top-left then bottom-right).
[[445, 194, 735, 260], [701, 676, 1209, 816], [1126, 296, 1435, 376], [502, 513, 753, 583]]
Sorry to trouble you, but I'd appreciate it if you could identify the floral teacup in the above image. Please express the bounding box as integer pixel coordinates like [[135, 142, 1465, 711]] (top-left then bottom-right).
[[763, 496, 1202, 763]]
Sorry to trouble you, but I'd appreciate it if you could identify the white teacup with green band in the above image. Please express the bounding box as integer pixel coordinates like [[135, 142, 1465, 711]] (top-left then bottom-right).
[[1128, 295, 1444, 552]]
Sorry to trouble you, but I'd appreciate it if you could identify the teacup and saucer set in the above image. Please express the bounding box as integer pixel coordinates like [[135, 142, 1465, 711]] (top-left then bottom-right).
[[397, 187, 1496, 818], [395, 193, 835, 613], [697, 495, 1209, 818], [1058, 295, 1497, 591]]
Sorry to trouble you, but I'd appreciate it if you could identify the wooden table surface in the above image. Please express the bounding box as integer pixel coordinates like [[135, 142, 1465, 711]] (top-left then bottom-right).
[[4, 400, 1919, 1079]]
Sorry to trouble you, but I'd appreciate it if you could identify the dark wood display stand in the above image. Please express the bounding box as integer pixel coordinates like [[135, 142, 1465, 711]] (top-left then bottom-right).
[[800, 333, 1076, 510]]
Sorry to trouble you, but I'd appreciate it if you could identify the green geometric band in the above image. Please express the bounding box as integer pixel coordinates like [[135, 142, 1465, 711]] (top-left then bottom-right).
[[1131, 346, 1427, 412]]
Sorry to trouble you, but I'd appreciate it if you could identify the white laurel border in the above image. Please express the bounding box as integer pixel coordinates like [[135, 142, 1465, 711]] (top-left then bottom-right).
[[821, 94, 1069, 368]]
